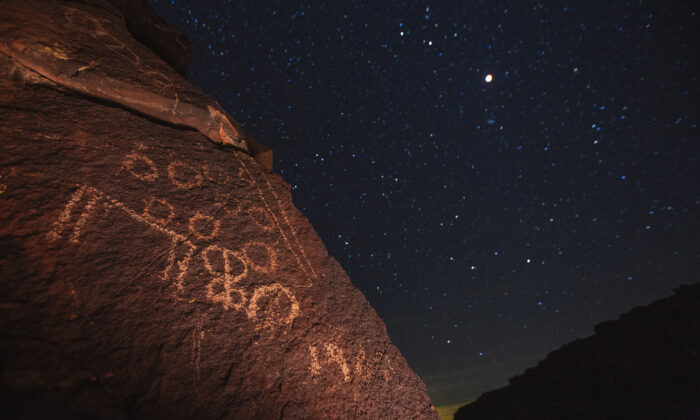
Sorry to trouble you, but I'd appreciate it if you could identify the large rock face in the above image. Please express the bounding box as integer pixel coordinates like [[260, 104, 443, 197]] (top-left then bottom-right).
[[0, 1, 437, 418], [454, 283, 700, 420]]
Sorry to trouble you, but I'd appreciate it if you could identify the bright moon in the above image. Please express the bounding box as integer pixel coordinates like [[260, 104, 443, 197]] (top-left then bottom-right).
[[485, 74, 493, 83]]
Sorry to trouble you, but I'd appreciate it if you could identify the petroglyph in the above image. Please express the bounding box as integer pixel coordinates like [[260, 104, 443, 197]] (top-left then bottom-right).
[[237, 157, 317, 283], [308, 341, 396, 384], [120, 148, 314, 287], [142, 197, 175, 227], [47, 146, 316, 332], [47, 185, 109, 244], [168, 161, 203, 191], [242, 240, 277, 274], [47, 185, 88, 242], [308, 342, 351, 382], [49, 184, 299, 330], [189, 212, 220, 240], [248, 284, 299, 331], [324, 343, 351, 381], [203, 244, 248, 311], [191, 317, 207, 405], [121, 152, 158, 182], [69, 192, 103, 243], [248, 206, 276, 233], [192, 318, 203, 382]]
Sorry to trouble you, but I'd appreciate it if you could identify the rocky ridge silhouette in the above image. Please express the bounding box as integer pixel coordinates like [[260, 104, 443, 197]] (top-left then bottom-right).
[[454, 283, 700, 420]]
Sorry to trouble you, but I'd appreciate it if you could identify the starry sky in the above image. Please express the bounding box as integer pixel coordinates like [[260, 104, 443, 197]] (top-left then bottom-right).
[[150, 0, 699, 407]]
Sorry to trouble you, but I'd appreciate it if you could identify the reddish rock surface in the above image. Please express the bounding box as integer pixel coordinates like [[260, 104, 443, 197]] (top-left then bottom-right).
[[0, 0, 272, 169], [0, 1, 437, 418]]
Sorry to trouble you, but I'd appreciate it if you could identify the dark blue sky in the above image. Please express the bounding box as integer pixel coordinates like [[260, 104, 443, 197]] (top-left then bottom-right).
[[151, 0, 698, 406]]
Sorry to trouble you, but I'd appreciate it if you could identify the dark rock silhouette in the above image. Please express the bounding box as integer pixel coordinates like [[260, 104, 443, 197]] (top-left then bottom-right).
[[0, 1, 438, 418], [454, 283, 700, 420], [107, 0, 193, 76]]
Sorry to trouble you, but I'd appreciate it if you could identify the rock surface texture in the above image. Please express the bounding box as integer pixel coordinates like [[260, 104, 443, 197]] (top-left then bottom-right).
[[0, 1, 437, 418], [0, 0, 272, 169], [454, 283, 700, 420]]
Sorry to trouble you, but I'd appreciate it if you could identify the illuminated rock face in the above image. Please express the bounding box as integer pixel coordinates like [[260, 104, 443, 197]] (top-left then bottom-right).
[[0, 1, 437, 418]]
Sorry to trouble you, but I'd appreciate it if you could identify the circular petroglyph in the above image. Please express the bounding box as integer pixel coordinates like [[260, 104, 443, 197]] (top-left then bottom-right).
[[189, 212, 221, 240], [122, 153, 158, 182], [168, 161, 203, 191], [247, 283, 299, 329], [142, 197, 175, 226]]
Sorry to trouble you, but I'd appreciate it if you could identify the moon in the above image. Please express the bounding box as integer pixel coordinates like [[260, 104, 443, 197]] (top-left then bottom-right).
[[485, 74, 493, 83]]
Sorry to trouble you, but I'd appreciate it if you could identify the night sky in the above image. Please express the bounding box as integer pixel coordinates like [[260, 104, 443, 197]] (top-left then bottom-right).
[[150, 0, 698, 408]]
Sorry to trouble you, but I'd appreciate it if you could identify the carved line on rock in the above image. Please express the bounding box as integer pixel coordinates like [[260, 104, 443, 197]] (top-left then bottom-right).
[[236, 157, 316, 282], [261, 176, 317, 279], [191, 316, 207, 406], [68, 192, 103, 243], [193, 318, 203, 382], [104, 195, 198, 292], [47, 185, 87, 242]]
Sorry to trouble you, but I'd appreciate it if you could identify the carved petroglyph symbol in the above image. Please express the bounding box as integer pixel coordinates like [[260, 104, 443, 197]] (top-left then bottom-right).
[[49, 184, 298, 331], [249, 206, 276, 233], [243, 241, 277, 274], [248, 284, 300, 331], [122, 149, 314, 287], [236, 157, 317, 283], [47, 185, 109, 244], [203, 244, 248, 311], [121, 152, 158, 182], [168, 161, 203, 191], [193, 318, 203, 382], [48, 148, 314, 331], [189, 212, 220, 240], [191, 316, 208, 405], [47, 185, 197, 291], [143, 197, 175, 227], [308, 343, 351, 382], [307, 342, 395, 385]]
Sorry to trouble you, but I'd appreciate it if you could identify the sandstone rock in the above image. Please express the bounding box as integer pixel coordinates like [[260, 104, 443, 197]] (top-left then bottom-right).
[[454, 283, 700, 420], [0, 0, 272, 169], [107, 0, 193, 76], [0, 1, 437, 418]]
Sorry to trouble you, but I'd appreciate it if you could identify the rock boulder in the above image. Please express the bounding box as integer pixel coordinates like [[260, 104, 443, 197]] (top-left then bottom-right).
[[0, 1, 437, 418]]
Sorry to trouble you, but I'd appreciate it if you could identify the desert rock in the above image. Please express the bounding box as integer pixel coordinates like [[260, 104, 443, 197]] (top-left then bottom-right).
[[0, 1, 437, 418]]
